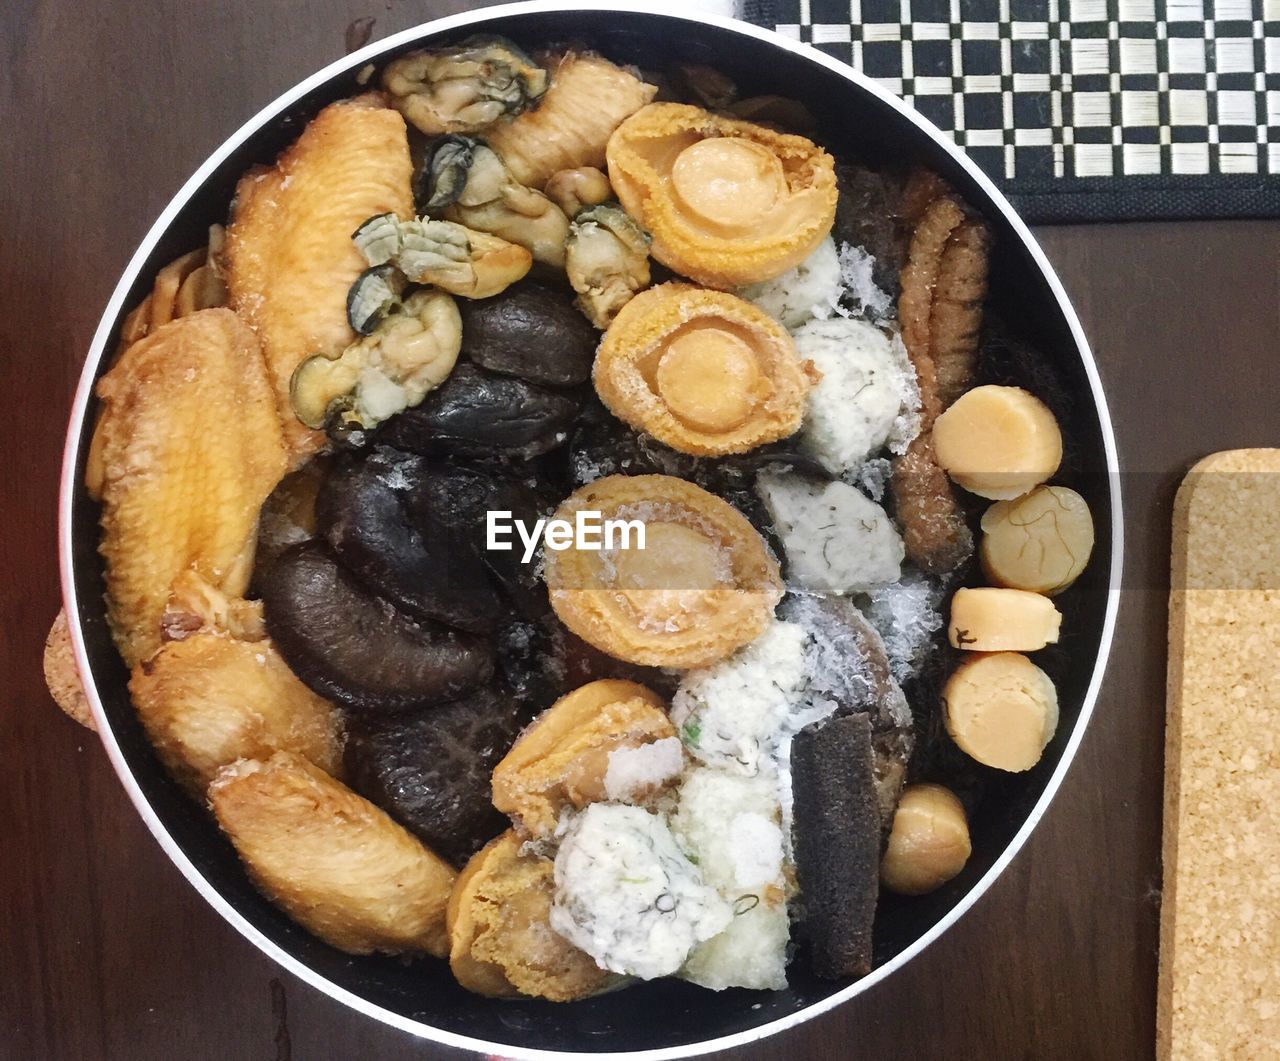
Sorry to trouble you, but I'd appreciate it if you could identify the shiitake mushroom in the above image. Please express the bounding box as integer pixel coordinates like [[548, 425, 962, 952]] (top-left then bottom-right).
[[317, 450, 504, 634], [494, 620, 566, 711], [410, 467, 553, 622], [376, 363, 582, 459], [261, 541, 494, 714], [344, 682, 534, 866], [833, 163, 904, 299], [458, 281, 597, 387]]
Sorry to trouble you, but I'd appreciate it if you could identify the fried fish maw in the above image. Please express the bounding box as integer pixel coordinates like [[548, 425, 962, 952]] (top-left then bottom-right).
[[226, 95, 414, 459], [131, 634, 344, 796], [92, 309, 287, 668], [210, 752, 456, 957], [484, 52, 657, 189]]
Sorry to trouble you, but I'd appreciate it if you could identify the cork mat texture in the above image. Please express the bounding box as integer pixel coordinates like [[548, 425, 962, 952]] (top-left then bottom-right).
[[1160, 449, 1280, 1060]]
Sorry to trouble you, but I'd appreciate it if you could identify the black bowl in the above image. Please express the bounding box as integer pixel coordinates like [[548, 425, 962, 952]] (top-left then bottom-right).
[[58, 4, 1122, 1056]]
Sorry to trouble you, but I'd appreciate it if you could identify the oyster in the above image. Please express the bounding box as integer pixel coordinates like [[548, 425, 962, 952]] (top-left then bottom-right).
[[543, 166, 612, 218], [394, 218, 532, 298], [484, 52, 658, 189], [261, 541, 494, 713], [352, 212, 401, 266], [381, 36, 547, 135], [606, 103, 838, 288], [565, 204, 651, 329], [225, 95, 414, 458], [376, 363, 582, 460], [346, 264, 405, 335], [544, 474, 784, 669], [416, 136, 570, 267], [352, 212, 533, 300], [290, 288, 462, 431], [592, 283, 816, 457]]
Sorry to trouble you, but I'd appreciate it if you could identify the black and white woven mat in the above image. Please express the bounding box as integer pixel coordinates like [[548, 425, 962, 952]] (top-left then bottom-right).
[[743, 0, 1280, 221]]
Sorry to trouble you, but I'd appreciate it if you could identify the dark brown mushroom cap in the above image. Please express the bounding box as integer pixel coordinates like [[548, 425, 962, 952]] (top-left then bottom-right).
[[261, 540, 493, 714]]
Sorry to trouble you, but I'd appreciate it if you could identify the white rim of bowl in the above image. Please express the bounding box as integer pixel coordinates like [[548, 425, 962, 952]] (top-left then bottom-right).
[[58, 3, 1124, 1058]]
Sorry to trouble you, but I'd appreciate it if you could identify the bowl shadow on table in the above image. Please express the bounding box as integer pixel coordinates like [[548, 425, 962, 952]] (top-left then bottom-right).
[[66, 9, 1115, 1054]]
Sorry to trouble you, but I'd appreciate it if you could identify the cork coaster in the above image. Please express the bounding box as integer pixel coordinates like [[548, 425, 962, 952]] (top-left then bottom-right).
[[1160, 449, 1280, 1060], [43, 608, 96, 731]]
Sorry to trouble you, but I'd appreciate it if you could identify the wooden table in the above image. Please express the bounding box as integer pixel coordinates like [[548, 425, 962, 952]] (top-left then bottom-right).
[[4, 2, 1277, 1057]]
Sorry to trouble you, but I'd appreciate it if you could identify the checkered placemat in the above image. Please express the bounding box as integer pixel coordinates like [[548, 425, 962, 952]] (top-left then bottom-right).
[[744, 0, 1280, 221]]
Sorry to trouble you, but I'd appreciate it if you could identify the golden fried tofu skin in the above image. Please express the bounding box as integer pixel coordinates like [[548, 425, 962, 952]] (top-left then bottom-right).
[[92, 309, 287, 668], [130, 635, 344, 795], [225, 95, 414, 457], [210, 752, 456, 957]]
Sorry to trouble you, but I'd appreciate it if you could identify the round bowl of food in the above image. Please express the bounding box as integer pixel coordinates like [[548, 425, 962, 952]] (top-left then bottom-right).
[[59, 2, 1121, 1056]]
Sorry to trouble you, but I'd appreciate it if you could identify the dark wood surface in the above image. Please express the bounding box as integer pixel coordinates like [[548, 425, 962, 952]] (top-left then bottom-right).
[[3, 2, 1278, 1058]]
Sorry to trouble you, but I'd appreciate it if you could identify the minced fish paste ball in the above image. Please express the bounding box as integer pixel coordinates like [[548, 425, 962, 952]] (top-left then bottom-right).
[[670, 619, 809, 776], [738, 235, 842, 329], [672, 767, 789, 991], [673, 768, 785, 895], [550, 804, 731, 980], [682, 901, 791, 991], [795, 317, 917, 475], [756, 472, 904, 594]]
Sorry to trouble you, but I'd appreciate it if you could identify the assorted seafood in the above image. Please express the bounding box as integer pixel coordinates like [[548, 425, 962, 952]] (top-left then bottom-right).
[[86, 33, 1097, 1005]]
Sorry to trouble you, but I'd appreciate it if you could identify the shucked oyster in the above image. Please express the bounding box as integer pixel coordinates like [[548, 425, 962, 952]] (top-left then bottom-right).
[[290, 288, 461, 431], [382, 36, 547, 135], [416, 136, 570, 267], [351, 212, 532, 301], [484, 52, 658, 189], [565, 204, 651, 329], [544, 166, 612, 218]]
